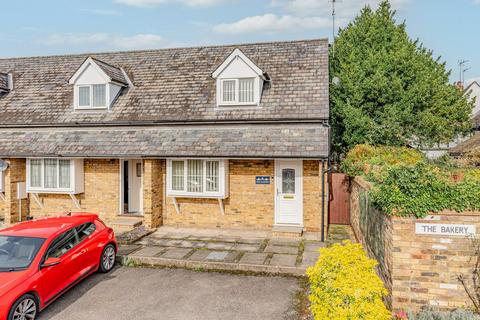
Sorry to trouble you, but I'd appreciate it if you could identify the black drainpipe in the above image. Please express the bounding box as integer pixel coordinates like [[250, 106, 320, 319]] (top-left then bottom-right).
[[321, 159, 326, 242]]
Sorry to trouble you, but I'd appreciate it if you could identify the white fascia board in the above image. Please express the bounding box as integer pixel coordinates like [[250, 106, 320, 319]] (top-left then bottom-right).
[[212, 48, 264, 79], [69, 57, 112, 85]]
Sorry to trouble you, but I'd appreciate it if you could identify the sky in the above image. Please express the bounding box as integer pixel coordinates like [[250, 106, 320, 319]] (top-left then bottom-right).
[[0, 0, 479, 83]]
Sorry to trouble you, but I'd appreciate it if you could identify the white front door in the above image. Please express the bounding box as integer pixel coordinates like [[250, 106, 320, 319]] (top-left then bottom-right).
[[128, 160, 142, 214], [275, 160, 303, 225]]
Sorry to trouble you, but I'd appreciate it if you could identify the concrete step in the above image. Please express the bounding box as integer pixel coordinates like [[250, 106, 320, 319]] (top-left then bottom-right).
[[111, 216, 144, 234], [271, 225, 303, 238]]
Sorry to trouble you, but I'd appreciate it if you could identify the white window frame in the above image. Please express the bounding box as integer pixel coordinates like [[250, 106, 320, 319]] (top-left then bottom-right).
[[26, 158, 84, 194], [219, 78, 258, 106], [0, 169, 4, 193], [166, 159, 228, 199], [74, 84, 108, 110]]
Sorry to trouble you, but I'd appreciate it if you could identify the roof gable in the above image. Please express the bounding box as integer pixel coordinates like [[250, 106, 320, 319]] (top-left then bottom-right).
[[212, 48, 264, 79], [69, 57, 128, 86]]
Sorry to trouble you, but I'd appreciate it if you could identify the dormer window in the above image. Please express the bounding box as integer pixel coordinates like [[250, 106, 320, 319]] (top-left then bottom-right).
[[213, 49, 267, 107], [0, 73, 13, 95], [69, 57, 131, 110], [78, 84, 107, 108], [220, 78, 255, 105]]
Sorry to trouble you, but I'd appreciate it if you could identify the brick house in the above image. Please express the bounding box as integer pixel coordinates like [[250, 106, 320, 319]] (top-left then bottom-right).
[[0, 39, 330, 237]]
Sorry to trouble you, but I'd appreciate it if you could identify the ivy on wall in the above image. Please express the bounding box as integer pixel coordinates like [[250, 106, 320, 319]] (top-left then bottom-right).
[[342, 145, 480, 218]]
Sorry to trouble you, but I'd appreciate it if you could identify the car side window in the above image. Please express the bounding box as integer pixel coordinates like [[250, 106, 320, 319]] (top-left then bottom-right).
[[76, 223, 96, 243], [46, 228, 79, 259]]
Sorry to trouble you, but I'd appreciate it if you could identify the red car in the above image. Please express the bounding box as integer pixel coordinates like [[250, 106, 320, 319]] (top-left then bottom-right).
[[0, 214, 117, 320]]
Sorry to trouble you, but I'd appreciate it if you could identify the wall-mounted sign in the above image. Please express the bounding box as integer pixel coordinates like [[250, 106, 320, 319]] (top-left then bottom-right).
[[255, 176, 271, 185], [415, 223, 476, 237]]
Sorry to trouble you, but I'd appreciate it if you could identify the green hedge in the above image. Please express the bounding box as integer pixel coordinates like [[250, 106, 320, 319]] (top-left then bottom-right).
[[341, 145, 480, 218]]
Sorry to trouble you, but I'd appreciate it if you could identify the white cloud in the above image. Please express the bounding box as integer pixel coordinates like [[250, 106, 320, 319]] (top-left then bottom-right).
[[474, 0, 480, 4], [115, 0, 231, 7], [42, 33, 166, 50], [213, 13, 331, 34]]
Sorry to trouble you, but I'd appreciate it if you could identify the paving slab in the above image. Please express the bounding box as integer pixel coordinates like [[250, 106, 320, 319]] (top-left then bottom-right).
[[232, 243, 262, 252], [269, 238, 302, 247], [188, 250, 212, 261], [264, 245, 299, 255], [304, 242, 326, 253], [269, 254, 297, 267], [131, 246, 165, 258], [239, 253, 268, 265], [205, 242, 234, 251], [160, 248, 193, 259], [117, 244, 142, 256], [301, 252, 320, 268]]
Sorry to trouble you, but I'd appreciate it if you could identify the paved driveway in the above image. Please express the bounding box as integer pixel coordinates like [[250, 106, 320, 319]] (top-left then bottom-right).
[[38, 267, 300, 320]]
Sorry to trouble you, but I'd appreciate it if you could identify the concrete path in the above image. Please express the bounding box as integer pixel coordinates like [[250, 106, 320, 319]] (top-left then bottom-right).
[[118, 227, 326, 276], [38, 267, 300, 320]]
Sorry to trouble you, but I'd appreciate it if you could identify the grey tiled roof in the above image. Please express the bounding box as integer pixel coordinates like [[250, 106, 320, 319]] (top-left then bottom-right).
[[450, 131, 480, 155], [0, 39, 329, 126], [0, 73, 8, 92], [0, 124, 329, 158], [91, 57, 128, 85]]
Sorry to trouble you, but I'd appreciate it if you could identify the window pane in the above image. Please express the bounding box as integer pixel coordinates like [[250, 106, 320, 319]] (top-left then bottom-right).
[[187, 160, 203, 193], [76, 223, 96, 243], [222, 80, 236, 102], [172, 161, 184, 191], [282, 169, 295, 194], [59, 160, 71, 189], [239, 78, 255, 103], [92, 84, 106, 107], [30, 159, 42, 188], [206, 161, 219, 192], [47, 229, 78, 258], [44, 159, 58, 189], [78, 86, 90, 106]]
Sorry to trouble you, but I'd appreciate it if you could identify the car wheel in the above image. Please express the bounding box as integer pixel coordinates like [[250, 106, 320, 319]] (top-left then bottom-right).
[[8, 294, 38, 320], [99, 244, 116, 273]]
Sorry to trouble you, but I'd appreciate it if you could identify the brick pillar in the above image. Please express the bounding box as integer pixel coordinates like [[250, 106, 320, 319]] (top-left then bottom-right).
[[3, 159, 29, 225], [143, 159, 163, 229]]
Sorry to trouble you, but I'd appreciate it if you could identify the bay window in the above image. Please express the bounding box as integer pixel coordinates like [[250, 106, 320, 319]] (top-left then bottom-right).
[[167, 159, 228, 198], [27, 158, 84, 194]]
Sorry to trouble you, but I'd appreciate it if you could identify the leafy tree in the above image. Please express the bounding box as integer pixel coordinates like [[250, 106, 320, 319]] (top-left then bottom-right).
[[330, 1, 473, 156]]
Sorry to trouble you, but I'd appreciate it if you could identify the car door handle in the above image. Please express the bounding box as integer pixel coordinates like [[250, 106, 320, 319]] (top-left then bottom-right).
[[80, 249, 87, 255]]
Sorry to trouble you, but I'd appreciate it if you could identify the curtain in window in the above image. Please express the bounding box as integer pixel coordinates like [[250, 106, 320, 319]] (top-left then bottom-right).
[[222, 80, 236, 102], [92, 84, 106, 107], [239, 78, 254, 103], [206, 161, 219, 192], [187, 160, 203, 193], [172, 161, 184, 191], [30, 159, 42, 188], [59, 160, 71, 188], [78, 87, 90, 106], [44, 159, 58, 189]]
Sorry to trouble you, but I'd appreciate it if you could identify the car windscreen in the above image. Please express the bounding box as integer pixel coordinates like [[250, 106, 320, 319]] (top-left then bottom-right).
[[0, 235, 46, 272]]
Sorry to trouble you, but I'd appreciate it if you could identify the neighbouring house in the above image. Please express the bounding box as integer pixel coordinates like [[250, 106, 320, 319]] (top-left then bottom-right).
[[449, 80, 480, 157], [0, 39, 330, 238], [422, 79, 480, 158]]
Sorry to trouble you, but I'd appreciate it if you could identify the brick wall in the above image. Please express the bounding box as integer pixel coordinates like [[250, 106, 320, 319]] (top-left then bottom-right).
[[350, 176, 479, 312], [29, 159, 120, 224], [164, 160, 326, 232], [1, 159, 29, 225], [143, 159, 163, 229]]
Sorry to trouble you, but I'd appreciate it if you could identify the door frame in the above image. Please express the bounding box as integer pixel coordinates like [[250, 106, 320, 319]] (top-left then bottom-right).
[[274, 159, 303, 226], [119, 159, 144, 216]]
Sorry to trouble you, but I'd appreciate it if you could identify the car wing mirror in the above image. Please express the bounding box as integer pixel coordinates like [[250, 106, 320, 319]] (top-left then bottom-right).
[[41, 257, 61, 268]]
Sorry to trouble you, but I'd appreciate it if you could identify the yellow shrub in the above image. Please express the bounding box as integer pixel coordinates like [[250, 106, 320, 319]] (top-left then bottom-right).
[[306, 241, 391, 320]]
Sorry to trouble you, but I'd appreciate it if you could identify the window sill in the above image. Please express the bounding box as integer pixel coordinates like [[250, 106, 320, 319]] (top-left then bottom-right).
[[27, 189, 81, 195], [74, 106, 108, 110], [167, 193, 227, 199]]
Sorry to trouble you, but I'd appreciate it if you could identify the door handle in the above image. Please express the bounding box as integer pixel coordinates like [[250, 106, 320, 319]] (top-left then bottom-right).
[[80, 249, 87, 255]]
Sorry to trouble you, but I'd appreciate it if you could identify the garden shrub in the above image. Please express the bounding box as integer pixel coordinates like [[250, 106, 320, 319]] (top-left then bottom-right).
[[306, 241, 391, 320], [341, 145, 480, 217]]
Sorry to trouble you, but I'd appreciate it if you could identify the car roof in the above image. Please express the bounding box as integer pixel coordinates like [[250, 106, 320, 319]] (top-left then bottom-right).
[[0, 213, 98, 239]]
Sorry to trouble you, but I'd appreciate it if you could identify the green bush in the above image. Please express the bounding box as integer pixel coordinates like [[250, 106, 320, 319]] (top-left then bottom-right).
[[341, 145, 480, 217], [306, 241, 391, 320]]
